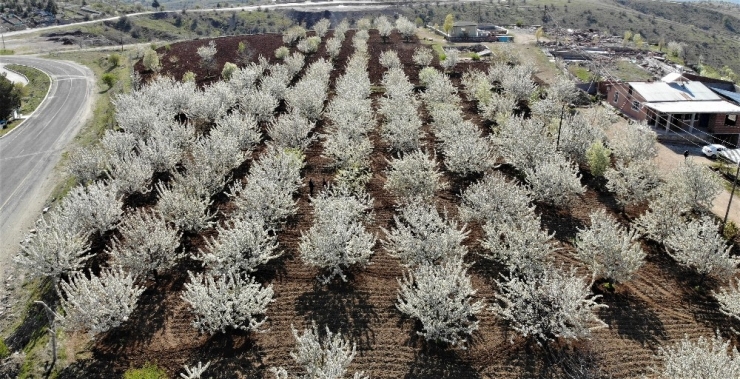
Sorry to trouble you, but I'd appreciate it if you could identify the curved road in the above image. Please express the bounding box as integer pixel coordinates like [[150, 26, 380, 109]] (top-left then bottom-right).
[[0, 57, 94, 282]]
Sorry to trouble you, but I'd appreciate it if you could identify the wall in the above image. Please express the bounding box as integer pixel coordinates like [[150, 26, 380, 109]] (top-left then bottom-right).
[[606, 83, 648, 121]]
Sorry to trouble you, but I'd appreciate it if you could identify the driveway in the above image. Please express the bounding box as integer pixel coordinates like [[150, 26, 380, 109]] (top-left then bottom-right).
[[0, 57, 95, 284]]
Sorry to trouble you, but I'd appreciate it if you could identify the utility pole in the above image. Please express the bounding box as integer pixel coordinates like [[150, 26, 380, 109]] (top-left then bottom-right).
[[722, 160, 740, 232], [1, 33, 5, 51], [555, 103, 566, 150]]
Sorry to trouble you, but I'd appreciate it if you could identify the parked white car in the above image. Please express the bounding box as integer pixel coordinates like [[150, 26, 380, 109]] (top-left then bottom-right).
[[702, 144, 728, 159], [702, 144, 740, 164]]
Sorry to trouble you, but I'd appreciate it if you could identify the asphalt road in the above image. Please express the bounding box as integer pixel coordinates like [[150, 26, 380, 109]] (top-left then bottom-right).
[[0, 57, 94, 282]]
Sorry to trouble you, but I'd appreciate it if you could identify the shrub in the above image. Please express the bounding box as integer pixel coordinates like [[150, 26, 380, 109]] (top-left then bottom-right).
[[221, 62, 237, 80], [142, 48, 160, 72], [0, 339, 9, 360], [724, 221, 739, 240], [182, 71, 196, 82], [109, 53, 122, 67], [586, 141, 611, 177], [123, 362, 167, 379], [274, 45, 289, 59]]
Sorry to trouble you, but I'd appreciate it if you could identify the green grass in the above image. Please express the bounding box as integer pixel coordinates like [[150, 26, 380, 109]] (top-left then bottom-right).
[[0, 49, 14, 55], [123, 362, 167, 379], [610, 60, 654, 82], [0, 339, 9, 359], [568, 64, 592, 82]]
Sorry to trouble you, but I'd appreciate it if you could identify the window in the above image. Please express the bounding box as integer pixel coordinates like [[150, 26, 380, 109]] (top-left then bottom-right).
[[726, 114, 738, 126], [631, 101, 641, 111], [613, 92, 619, 103], [628, 86, 633, 95]]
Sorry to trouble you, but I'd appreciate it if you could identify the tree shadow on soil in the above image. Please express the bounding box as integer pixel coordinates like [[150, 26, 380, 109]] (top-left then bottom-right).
[[404, 346, 480, 379], [598, 291, 667, 347], [57, 359, 119, 379], [94, 274, 172, 355], [188, 331, 267, 378], [513, 340, 606, 379], [5, 277, 57, 352], [537, 203, 587, 243], [295, 280, 378, 351]]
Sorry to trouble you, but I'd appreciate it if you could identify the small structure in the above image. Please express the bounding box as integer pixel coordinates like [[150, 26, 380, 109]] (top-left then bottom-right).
[[451, 21, 478, 38], [604, 73, 740, 146]]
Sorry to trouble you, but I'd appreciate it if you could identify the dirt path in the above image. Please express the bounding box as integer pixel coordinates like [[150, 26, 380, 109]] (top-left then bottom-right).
[[655, 143, 740, 225]]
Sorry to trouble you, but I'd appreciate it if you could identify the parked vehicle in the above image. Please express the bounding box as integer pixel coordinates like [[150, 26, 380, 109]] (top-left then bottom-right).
[[702, 144, 729, 159]]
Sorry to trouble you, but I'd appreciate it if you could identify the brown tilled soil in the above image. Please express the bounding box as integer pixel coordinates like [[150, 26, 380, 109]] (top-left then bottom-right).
[[63, 31, 740, 379]]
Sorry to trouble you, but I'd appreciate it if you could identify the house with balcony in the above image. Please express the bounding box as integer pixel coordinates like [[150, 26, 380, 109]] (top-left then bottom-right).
[[604, 73, 740, 147]]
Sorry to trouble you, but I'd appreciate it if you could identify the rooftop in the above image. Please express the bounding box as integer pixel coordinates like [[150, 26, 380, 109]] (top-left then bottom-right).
[[711, 87, 740, 105], [453, 21, 478, 27], [628, 81, 721, 102], [643, 100, 740, 114]]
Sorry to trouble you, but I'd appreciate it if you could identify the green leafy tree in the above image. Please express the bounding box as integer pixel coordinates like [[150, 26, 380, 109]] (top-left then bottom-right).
[[443, 14, 454, 34], [108, 53, 122, 68], [102, 73, 117, 89], [0, 75, 21, 121], [623, 30, 633, 46], [45, 0, 58, 15], [586, 141, 611, 177]]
